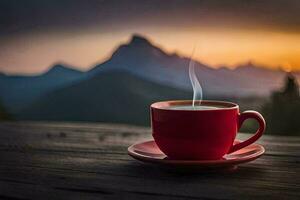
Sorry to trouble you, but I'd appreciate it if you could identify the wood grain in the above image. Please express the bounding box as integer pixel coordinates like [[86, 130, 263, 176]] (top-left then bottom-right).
[[0, 122, 299, 200]]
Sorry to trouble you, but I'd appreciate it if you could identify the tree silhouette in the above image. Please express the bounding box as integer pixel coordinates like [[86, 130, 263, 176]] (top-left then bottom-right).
[[0, 99, 11, 121], [262, 73, 300, 135]]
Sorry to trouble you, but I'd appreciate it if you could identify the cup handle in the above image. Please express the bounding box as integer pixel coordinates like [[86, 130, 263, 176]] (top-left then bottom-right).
[[228, 111, 266, 153]]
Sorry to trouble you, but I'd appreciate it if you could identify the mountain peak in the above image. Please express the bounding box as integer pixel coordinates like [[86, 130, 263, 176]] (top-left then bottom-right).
[[47, 63, 69, 73], [235, 61, 261, 70], [104, 34, 165, 64], [129, 34, 152, 46], [51, 63, 67, 70], [45, 63, 82, 75]]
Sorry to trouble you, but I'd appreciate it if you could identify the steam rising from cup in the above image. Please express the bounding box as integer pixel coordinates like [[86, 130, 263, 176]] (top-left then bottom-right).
[[188, 47, 202, 107]]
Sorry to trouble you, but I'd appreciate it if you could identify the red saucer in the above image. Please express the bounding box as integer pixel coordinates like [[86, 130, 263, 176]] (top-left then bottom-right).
[[128, 140, 265, 168]]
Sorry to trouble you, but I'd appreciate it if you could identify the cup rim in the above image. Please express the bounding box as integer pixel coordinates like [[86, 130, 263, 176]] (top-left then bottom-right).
[[151, 100, 239, 111]]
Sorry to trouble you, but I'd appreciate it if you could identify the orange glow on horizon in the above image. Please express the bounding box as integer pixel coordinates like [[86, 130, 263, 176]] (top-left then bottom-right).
[[149, 29, 300, 71], [0, 28, 300, 74]]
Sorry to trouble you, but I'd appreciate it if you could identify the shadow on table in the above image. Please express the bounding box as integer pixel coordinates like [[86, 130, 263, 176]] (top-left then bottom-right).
[[112, 160, 267, 180]]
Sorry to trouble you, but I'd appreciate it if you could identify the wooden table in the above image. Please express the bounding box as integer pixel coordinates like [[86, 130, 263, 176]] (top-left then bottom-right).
[[0, 122, 299, 200]]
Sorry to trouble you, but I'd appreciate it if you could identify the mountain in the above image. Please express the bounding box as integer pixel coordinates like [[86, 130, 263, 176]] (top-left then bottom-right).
[[0, 63, 84, 112], [18, 70, 190, 125], [89, 34, 196, 90], [2, 34, 300, 120], [89, 34, 299, 97]]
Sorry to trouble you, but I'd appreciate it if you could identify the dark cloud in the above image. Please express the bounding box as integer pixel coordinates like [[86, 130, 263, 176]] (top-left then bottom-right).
[[0, 0, 300, 36]]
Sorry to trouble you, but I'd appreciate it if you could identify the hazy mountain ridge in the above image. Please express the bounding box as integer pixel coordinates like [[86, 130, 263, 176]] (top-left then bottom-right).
[[1, 34, 299, 116], [89, 34, 298, 96], [19, 70, 190, 125], [0, 63, 85, 111]]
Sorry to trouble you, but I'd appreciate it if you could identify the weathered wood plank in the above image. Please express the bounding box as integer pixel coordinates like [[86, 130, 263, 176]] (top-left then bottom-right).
[[0, 122, 299, 200]]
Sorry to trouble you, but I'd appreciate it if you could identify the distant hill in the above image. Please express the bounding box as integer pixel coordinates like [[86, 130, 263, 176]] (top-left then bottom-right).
[[18, 70, 190, 125], [0, 63, 84, 112]]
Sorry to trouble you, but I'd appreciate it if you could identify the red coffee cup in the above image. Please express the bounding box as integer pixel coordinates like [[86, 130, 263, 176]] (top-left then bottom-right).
[[151, 100, 266, 160]]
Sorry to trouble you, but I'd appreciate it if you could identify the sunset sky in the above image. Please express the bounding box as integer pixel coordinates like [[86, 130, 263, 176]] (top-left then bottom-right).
[[0, 0, 300, 74]]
